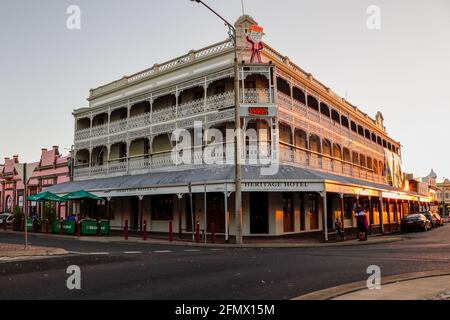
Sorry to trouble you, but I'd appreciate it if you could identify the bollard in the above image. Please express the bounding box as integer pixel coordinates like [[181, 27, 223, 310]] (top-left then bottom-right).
[[97, 219, 101, 236], [169, 220, 174, 242], [76, 220, 81, 237], [196, 221, 200, 243], [60, 220, 64, 235], [211, 223, 216, 244], [143, 220, 148, 241], [45, 219, 50, 234], [124, 220, 129, 240], [3, 217, 6, 231]]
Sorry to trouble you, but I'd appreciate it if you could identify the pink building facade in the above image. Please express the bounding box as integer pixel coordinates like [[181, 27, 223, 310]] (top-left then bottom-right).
[[0, 146, 71, 217]]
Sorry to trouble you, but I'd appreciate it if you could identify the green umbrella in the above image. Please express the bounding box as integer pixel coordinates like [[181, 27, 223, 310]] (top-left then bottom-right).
[[61, 190, 103, 201], [27, 191, 64, 202]]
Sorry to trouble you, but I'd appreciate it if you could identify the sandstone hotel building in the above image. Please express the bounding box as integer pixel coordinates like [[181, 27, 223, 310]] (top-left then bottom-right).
[[48, 15, 433, 240]]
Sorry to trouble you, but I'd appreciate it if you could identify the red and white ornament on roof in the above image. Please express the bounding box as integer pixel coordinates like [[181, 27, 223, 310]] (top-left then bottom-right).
[[246, 25, 265, 64]]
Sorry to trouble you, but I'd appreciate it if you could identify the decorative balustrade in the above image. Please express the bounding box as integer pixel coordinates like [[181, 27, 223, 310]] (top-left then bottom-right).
[[90, 40, 234, 98], [75, 142, 386, 185], [75, 91, 238, 142], [279, 144, 385, 184], [241, 88, 273, 104]]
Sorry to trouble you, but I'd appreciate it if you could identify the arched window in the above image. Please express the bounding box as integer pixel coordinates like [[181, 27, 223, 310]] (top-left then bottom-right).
[[360, 155, 367, 168], [293, 87, 306, 104], [333, 144, 342, 159], [351, 121, 357, 132], [320, 103, 330, 118], [277, 77, 291, 96], [365, 129, 371, 140], [343, 148, 351, 163], [352, 152, 359, 165], [322, 139, 332, 156], [341, 116, 349, 128], [373, 160, 379, 175], [331, 110, 340, 123], [309, 135, 321, 153], [377, 136, 382, 146], [358, 125, 364, 136], [371, 133, 377, 143], [367, 157, 373, 169], [294, 129, 308, 149], [307, 95, 319, 111]]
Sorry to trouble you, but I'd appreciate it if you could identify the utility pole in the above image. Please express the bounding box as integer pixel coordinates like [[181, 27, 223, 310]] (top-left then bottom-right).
[[190, 0, 243, 244]]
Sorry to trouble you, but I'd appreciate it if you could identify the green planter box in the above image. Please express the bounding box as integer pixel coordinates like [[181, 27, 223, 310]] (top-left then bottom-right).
[[81, 220, 110, 235], [52, 220, 76, 235]]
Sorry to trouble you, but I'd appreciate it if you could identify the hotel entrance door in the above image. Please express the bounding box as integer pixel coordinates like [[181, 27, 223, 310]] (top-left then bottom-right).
[[250, 192, 269, 234]]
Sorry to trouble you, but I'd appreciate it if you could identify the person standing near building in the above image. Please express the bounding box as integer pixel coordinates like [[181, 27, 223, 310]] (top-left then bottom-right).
[[356, 205, 369, 241], [335, 218, 345, 241]]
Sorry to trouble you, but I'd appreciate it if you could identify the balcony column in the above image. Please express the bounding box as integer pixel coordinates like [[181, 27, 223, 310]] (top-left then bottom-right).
[[107, 107, 111, 134], [106, 144, 111, 174], [125, 141, 131, 174], [150, 94, 154, 123], [89, 114, 93, 139], [88, 148, 92, 177], [379, 195, 385, 234]]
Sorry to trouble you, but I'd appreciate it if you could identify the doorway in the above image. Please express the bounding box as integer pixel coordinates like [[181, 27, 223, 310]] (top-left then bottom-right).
[[130, 197, 139, 231], [207, 193, 225, 233], [250, 192, 269, 234]]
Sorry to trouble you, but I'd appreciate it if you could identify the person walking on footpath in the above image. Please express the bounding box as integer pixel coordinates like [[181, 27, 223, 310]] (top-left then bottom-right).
[[335, 218, 345, 241], [356, 205, 368, 241]]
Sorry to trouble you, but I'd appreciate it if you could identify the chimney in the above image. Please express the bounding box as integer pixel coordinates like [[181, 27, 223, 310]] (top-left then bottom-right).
[[53, 146, 59, 154], [4, 157, 9, 163], [13, 155, 19, 163]]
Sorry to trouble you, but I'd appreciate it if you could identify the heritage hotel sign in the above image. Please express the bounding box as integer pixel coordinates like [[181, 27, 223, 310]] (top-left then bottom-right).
[[242, 181, 323, 192]]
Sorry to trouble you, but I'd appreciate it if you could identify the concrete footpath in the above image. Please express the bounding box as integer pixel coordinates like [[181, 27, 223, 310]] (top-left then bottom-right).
[[295, 269, 450, 300], [0, 230, 402, 249]]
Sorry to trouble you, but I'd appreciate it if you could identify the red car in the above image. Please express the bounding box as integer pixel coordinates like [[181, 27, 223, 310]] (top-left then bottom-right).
[[433, 213, 444, 227]]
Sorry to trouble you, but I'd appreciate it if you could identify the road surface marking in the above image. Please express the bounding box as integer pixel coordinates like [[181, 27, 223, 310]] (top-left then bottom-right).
[[211, 249, 225, 251], [123, 251, 143, 254], [184, 249, 201, 252], [154, 250, 172, 253], [88, 252, 110, 255]]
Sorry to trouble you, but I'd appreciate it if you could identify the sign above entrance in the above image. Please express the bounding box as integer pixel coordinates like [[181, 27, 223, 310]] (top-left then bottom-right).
[[242, 181, 323, 192], [240, 104, 277, 117]]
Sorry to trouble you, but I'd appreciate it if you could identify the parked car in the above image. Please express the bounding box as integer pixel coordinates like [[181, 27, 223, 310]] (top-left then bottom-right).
[[0, 213, 14, 225], [433, 213, 444, 227], [401, 214, 432, 233], [421, 211, 437, 228]]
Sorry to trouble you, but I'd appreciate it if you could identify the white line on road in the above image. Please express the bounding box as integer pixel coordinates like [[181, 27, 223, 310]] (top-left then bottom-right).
[[69, 251, 110, 255], [123, 251, 143, 254], [211, 249, 225, 251], [154, 250, 172, 253], [184, 249, 201, 252]]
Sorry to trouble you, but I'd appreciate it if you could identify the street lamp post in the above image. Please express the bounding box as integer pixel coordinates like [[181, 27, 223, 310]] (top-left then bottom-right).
[[190, 0, 243, 244]]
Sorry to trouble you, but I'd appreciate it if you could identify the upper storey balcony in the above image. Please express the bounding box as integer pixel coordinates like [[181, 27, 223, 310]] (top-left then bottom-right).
[[74, 66, 275, 145]]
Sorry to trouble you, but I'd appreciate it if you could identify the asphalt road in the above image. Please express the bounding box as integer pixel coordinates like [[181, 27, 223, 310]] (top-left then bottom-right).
[[1, 225, 450, 300]]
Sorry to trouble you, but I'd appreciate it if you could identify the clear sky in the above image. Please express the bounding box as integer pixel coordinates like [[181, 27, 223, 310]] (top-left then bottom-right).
[[0, 0, 449, 179]]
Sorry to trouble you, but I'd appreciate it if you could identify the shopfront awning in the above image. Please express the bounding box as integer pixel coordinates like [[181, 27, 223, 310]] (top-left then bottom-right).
[[27, 191, 64, 202], [45, 165, 425, 200], [60, 190, 104, 201]]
